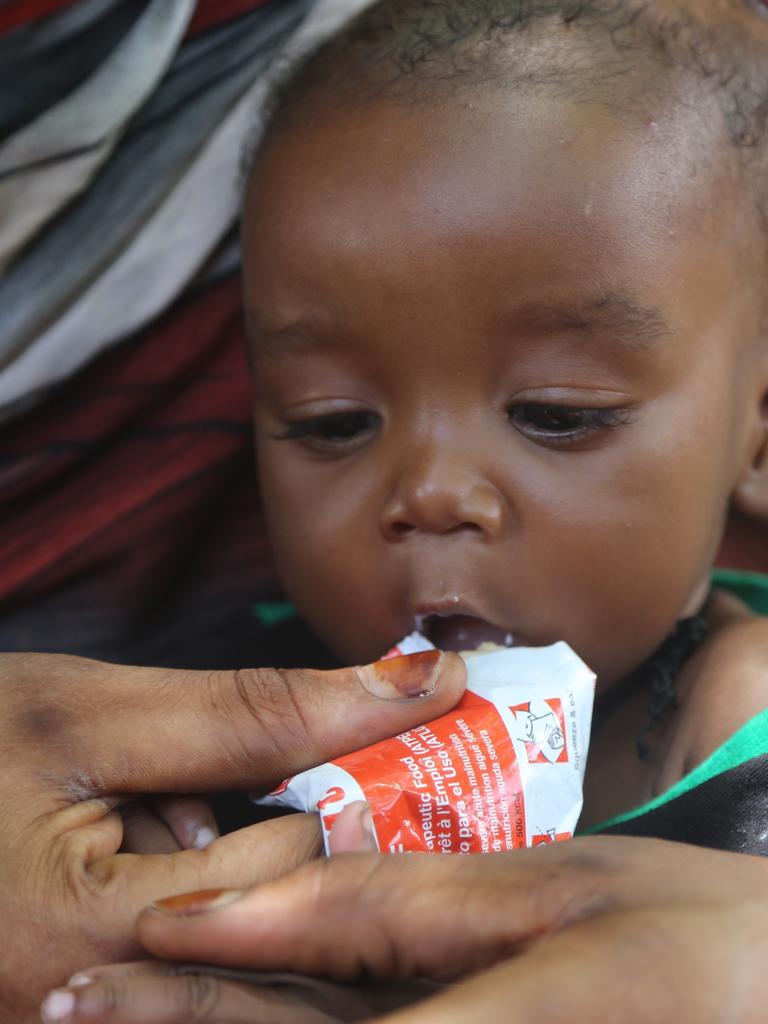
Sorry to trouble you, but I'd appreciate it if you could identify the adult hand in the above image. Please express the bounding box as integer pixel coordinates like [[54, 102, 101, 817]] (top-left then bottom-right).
[[50, 836, 768, 1023], [0, 648, 465, 1023]]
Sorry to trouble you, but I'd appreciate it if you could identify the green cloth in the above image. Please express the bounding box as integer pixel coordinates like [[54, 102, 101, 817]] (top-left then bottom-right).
[[712, 567, 768, 615], [584, 708, 768, 833], [251, 600, 296, 628]]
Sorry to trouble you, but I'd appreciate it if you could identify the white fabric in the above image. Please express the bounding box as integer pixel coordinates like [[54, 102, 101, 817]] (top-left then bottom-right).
[[0, 0, 375, 417], [0, 0, 195, 272]]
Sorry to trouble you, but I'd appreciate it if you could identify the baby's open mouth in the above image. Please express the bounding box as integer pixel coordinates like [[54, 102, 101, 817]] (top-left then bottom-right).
[[418, 614, 514, 652]]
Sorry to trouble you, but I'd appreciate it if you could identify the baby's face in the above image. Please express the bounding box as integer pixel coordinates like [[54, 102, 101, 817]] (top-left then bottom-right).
[[244, 89, 763, 687]]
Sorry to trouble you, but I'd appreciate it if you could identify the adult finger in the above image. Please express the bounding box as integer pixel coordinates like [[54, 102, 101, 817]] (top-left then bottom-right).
[[68, 963, 167, 987], [118, 796, 218, 855], [40, 970, 340, 1024], [48, 965, 435, 1024], [119, 800, 180, 855], [378, 904, 758, 1024], [134, 838, 760, 981], [41, 902, 761, 1024], [42, 810, 323, 979], [80, 813, 324, 943], [327, 802, 378, 855], [150, 796, 219, 851], [15, 651, 465, 797]]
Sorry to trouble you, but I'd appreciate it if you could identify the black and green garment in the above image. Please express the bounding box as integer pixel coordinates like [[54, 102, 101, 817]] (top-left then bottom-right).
[[588, 569, 768, 854]]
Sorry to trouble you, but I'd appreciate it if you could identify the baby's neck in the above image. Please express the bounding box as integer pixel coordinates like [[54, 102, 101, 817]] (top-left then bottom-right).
[[580, 590, 758, 829], [580, 685, 665, 829]]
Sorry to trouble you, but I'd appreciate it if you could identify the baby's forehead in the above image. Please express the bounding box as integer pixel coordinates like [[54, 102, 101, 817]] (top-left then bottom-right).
[[249, 85, 736, 260], [246, 93, 762, 380], [245, 0, 768, 354], [250, 0, 768, 255]]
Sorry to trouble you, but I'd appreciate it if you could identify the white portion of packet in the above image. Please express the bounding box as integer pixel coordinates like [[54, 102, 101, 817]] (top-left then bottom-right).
[[258, 634, 595, 855]]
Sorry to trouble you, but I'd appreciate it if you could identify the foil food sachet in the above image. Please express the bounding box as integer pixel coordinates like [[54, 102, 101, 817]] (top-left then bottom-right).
[[258, 634, 595, 854]]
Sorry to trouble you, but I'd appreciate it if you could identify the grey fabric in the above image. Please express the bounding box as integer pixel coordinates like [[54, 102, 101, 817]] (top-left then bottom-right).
[[0, 0, 375, 421], [0, 0, 310, 372], [0, 0, 129, 59], [0, 0, 196, 271], [0, 78, 264, 415], [0, 1, 145, 142], [0, 0, 192, 172], [194, 229, 242, 289]]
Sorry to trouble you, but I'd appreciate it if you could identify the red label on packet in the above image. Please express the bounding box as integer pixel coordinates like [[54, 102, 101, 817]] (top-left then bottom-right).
[[258, 636, 595, 855], [332, 691, 525, 853]]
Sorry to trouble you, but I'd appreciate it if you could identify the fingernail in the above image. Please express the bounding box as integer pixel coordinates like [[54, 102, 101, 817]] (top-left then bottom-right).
[[67, 973, 91, 988], [41, 989, 74, 1023], [150, 888, 245, 917], [328, 801, 379, 854], [356, 650, 444, 699], [192, 826, 217, 850]]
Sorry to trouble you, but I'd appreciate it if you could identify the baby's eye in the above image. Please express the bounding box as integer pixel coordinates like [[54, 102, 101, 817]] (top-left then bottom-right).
[[508, 403, 629, 443], [273, 410, 380, 451]]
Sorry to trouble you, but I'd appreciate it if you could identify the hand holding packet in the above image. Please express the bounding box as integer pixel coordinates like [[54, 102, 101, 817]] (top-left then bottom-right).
[[259, 634, 595, 854]]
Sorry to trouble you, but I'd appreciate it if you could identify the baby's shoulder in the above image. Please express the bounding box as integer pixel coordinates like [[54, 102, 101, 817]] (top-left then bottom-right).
[[658, 591, 768, 790]]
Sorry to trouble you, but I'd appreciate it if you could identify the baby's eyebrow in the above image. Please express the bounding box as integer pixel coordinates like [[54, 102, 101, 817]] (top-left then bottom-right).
[[247, 291, 671, 358], [245, 310, 346, 361], [504, 292, 671, 350]]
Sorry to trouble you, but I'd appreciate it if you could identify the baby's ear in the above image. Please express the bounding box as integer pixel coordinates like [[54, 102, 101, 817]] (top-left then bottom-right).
[[732, 358, 768, 520]]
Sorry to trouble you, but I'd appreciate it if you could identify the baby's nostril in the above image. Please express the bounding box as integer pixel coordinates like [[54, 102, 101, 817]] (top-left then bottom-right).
[[391, 521, 414, 536], [444, 522, 482, 535]]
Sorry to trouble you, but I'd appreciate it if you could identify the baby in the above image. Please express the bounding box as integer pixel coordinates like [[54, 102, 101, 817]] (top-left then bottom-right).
[[241, 0, 768, 832]]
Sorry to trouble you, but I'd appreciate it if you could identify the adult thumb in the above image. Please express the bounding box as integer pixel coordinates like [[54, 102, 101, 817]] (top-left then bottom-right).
[[44, 649, 466, 796]]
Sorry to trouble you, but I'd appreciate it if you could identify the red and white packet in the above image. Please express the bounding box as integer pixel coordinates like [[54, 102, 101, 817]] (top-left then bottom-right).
[[259, 634, 595, 854]]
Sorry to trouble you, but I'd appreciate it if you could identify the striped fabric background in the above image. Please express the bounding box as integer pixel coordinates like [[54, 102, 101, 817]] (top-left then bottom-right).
[[0, 0, 372, 667]]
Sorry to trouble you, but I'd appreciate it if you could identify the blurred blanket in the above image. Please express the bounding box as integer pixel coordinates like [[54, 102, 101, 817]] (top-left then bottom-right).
[[0, 0, 372, 666]]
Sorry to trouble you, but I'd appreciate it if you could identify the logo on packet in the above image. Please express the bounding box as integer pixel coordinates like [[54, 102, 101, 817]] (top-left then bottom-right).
[[532, 829, 573, 845], [509, 698, 568, 764]]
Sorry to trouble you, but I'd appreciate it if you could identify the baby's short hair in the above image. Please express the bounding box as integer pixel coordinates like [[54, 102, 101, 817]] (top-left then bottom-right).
[[247, 1, 768, 226]]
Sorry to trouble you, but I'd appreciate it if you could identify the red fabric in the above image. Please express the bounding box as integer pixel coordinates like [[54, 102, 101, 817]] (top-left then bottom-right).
[[0, 0, 272, 38], [0, 275, 276, 635], [186, 0, 273, 37], [0, 0, 77, 33]]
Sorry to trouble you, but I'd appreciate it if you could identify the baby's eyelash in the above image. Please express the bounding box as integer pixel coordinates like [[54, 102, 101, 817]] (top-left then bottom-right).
[[271, 410, 380, 446], [270, 404, 631, 454], [508, 403, 633, 441]]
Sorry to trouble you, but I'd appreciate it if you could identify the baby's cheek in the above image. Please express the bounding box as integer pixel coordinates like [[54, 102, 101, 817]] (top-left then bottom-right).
[[531, 483, 710, 684], [268, 516, 385, 659]]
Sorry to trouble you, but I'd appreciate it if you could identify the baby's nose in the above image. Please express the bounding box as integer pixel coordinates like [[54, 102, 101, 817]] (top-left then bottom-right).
[[379, 451, 507, 541]]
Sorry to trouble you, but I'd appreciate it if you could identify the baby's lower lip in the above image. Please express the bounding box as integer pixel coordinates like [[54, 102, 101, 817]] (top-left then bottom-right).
[[419, 614, 514, 652]]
